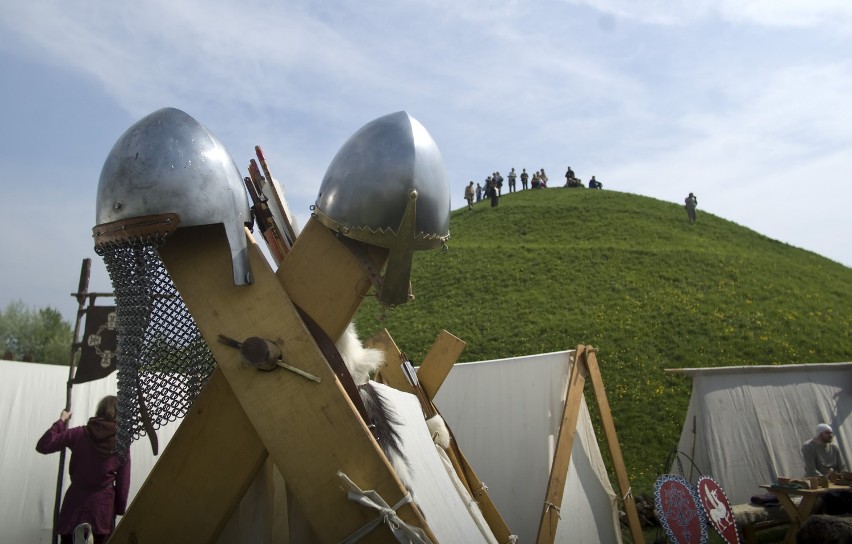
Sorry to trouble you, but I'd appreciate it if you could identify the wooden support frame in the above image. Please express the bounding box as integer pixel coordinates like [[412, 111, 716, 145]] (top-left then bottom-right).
[[535, 345, 645, 544], [112, 218, 437, 543]]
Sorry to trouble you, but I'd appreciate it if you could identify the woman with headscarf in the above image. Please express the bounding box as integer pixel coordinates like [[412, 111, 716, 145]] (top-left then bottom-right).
[[36, 395, 131, 544]]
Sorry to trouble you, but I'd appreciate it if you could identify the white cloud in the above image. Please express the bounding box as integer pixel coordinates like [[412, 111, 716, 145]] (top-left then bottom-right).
[[557, 0, 852, 29]]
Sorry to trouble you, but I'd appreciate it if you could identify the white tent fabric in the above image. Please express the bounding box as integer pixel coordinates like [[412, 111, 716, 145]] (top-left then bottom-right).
[[0, 359, 181, 543], [672, 362, 852, 505], [4, 351, 624, 543], [0, 360, 273, 543], [373, 382, 498, 543], [434, 350, 623, 544]]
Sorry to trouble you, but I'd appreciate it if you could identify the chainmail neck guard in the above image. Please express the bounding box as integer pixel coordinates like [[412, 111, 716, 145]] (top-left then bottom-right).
[[95, 233, 216, 456]]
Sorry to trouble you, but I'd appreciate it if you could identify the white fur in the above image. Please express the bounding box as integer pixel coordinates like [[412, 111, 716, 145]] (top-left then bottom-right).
[[335, 323, 385, 385], [426, 414, 452, 450]]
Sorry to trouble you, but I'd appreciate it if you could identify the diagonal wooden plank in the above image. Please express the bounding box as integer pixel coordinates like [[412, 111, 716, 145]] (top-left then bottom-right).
[[418, 330, 466, 400], [277, 219, 388, 342], [536, 346, 588, 544], [585, 348, 644, 544], [111, 369, 268, 543], [158, 221, 435, 543], [366, 329, 411, 393]]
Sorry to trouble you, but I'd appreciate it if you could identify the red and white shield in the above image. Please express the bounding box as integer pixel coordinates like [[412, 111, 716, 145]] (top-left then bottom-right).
[[696, 476, 740, 544], [655, 474, 707, 544]]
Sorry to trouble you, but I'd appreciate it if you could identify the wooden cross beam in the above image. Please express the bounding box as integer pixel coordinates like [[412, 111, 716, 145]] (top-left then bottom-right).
[[111, 218, 435, 543]]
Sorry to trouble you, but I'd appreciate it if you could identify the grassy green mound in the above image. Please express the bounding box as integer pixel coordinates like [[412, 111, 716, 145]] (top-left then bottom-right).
[[354, 187, 852, 494]]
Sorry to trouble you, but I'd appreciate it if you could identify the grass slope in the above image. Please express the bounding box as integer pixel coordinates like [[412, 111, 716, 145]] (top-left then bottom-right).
[[354, 188, 852, 494]]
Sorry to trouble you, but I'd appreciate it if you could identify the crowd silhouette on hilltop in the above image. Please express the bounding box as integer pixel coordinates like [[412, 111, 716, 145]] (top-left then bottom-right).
[[467, 165, 604, 209]]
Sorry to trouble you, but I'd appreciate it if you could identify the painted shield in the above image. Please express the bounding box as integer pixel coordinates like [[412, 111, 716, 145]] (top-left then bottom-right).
[[654, 474, 708, 544], [697, 476, 741, 544]]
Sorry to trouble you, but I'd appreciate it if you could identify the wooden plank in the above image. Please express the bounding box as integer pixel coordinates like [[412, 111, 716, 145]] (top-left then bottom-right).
[[535, 346, 588, 544], [585, 348, 645, 544], [159, 222, 434, 543], [111, 370, 268, 543], [418, 330, 466, 400], [366, 329, 412, 393], [277, 217, 387, 342]]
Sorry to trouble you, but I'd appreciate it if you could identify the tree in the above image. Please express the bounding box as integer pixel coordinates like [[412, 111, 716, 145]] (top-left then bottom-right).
[[0, 301, 72, 365]]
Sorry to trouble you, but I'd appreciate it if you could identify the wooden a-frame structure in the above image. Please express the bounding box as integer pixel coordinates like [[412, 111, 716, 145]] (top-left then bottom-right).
[[371, 332, 646, 544], [105, 216, 644, 543], [535, 345, 645, 544], [108, 218, 512, 543]]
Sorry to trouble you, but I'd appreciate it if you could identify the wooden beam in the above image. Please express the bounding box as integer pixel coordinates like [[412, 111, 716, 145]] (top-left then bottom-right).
[[156, 221, 435, 543], [366, 329, 411, 393], [276, 218, 387, 342], [111, 370, 268, 543], [585, 348, 645, 544], [418, 330, 466, 400], [535, 346, 588, 544]]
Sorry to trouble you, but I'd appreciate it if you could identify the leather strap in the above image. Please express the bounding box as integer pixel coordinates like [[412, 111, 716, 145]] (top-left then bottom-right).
[[294, 305, 377, 438]]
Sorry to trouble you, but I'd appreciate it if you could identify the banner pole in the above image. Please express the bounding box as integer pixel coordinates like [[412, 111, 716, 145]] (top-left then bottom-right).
[[51, 258, 91, 544]]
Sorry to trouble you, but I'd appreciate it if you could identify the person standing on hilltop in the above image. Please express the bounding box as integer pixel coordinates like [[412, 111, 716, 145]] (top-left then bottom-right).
[[464, 181, 475, 210], [685, 192, 698, 224], [565, 166, 576, 187], [520, 168, 529, 190], [490, 178, 500, 208], [508, 168, 517, 193]]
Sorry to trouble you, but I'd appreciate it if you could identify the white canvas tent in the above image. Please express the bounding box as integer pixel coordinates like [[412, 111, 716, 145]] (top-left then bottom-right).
[[0, 359, 180, 543], [0, 359, 276, 544], [435, 350, 623, 543], [2, 349, 626, 543], [671, 362, 852, 505]]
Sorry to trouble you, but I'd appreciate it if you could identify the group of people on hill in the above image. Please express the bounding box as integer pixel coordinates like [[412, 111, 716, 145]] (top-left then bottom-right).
[[464, 167, 551, 209], [463, 168, 704, 228], [563, 166, 603, 189], [464, 166, 606, 210]]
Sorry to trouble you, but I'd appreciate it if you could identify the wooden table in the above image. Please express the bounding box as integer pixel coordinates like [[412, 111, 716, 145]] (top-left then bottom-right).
[[759, 483, 850, 544]]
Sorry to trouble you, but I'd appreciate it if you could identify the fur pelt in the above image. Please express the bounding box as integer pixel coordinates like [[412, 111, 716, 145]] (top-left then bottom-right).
[[336, 323, 412, 489], [335, 323, 385, 385], [796, 514, 852, 544], [426, 414, 451, 450]]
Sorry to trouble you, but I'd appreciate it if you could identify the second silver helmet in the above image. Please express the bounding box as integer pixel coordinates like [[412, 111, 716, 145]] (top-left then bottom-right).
[[313, 111, 451, 306]]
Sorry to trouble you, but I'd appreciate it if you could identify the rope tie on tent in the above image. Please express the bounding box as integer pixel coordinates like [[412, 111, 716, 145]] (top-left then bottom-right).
[[504, 535, 519, 543], [544, 501, 562, 519], [473, 482, 489, 497], [621, 486, 633, 502], [337, 471, 432, 544]]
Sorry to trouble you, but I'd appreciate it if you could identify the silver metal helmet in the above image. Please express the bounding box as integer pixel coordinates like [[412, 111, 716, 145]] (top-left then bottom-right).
[[93, 107, 252, 285], [313, 111, 450, 307]]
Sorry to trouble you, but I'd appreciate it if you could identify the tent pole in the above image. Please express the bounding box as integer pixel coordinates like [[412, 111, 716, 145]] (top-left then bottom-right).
[[688, 415, 697, 481], [584, 347, 645, 544], [535, 346, 588, 544], [51, 258, 91, 544]]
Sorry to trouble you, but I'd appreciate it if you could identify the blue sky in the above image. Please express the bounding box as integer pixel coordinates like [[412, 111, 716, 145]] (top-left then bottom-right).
[[1, 0, 850, 323]]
